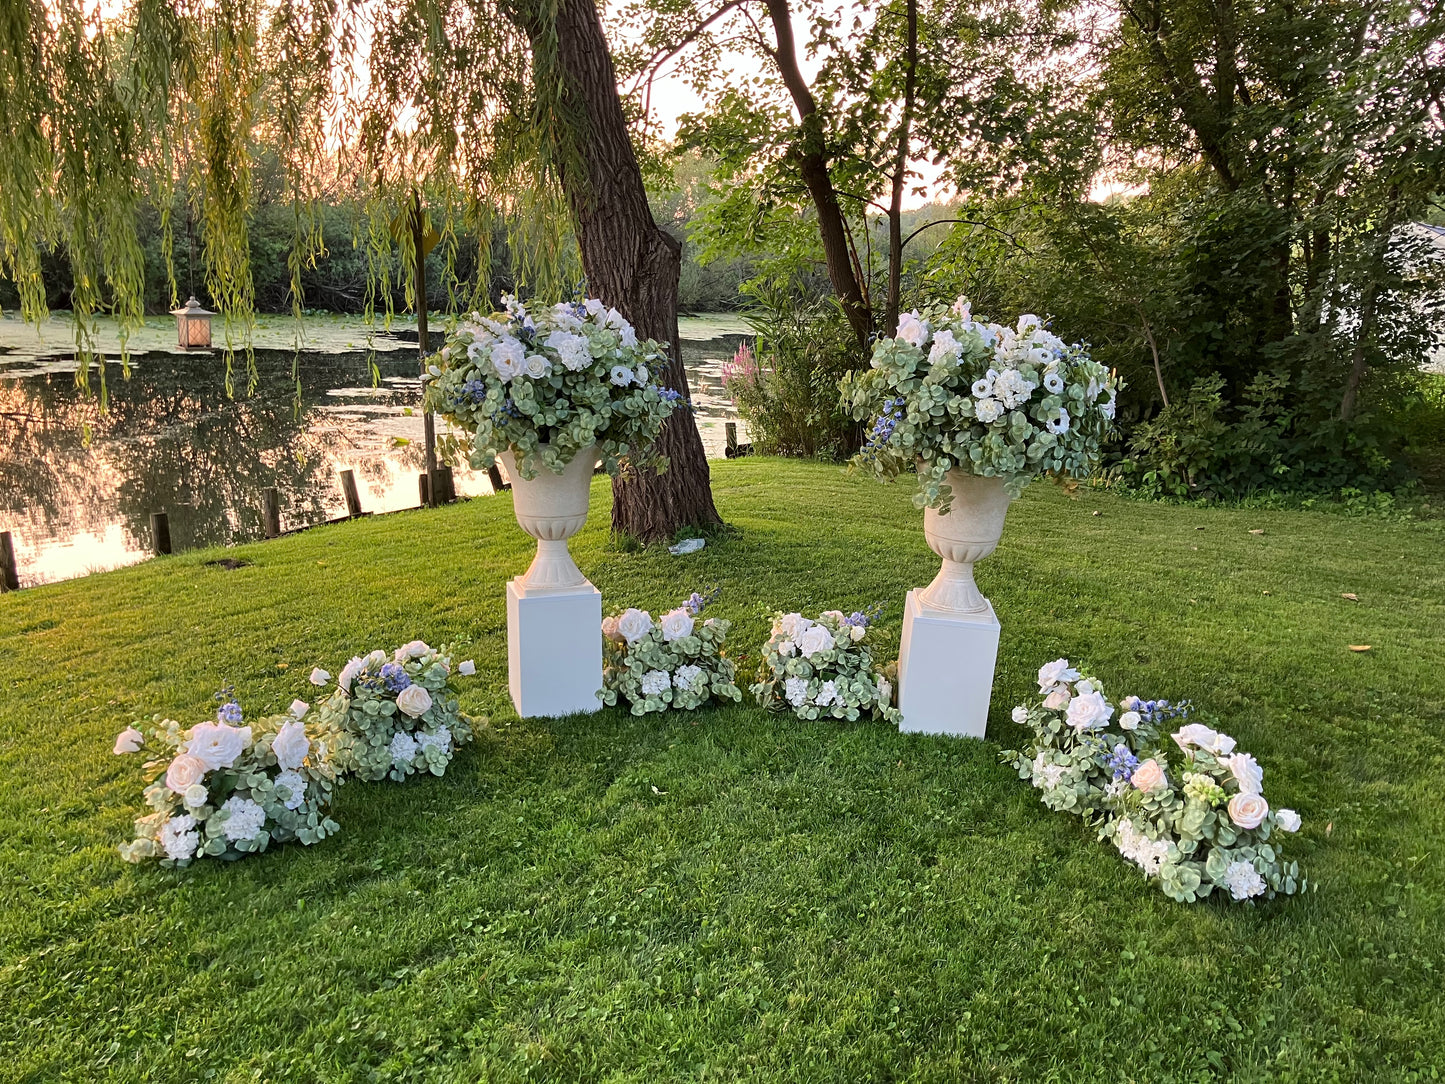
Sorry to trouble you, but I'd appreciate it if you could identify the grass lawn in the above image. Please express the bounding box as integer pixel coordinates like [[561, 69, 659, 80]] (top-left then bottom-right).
[[3, 457, 1443, 1082]]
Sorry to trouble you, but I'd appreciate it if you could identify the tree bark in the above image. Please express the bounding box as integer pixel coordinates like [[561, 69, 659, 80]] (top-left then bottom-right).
[[525, 0, 722, 541]]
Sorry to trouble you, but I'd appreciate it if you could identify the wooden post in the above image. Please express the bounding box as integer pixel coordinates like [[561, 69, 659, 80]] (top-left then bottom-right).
[[725, 422, 738, 457], [262, 487, 281, 539], [339, 470, 362, 518], [150, 512, 172, 556], [434, 465, 455, 504], [0, 531, 18, 591], [413, 190, 439, 508], [487, 464, 509, 493], [418, 473, 431, 507]]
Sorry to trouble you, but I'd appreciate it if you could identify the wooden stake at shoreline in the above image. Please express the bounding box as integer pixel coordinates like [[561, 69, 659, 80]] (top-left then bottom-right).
[[150, 513, 171, 556], [339, 471, 363, 518], [262, 488, 281, 539], [0, 531, 18, 591]]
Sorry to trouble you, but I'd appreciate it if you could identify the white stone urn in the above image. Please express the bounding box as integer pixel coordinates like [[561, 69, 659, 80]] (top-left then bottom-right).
[[918, 470, 1011, 614], [498, 444, 597, 592]]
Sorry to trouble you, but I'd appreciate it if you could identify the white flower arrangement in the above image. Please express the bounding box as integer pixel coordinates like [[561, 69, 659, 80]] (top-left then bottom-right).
[[423, 294, 682, 480], [114, 693, 341, 867], [844, 297, 1121, 509], [1003, 659, 1306, 904], [751, 608, 900, 724], [600, 588, 743, 715], [312, 642, 483, 783]]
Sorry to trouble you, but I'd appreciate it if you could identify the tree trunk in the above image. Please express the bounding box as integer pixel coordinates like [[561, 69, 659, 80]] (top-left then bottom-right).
[[536, 0, 722, 541], [883, 0, 918, 337], [764, 0, 873, 348]]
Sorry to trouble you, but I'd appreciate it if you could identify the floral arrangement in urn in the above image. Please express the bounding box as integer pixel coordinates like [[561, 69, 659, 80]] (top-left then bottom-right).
[[114, 690, 341, 866], [423, 294, 681, 480], [751, 608, 901, 724], [1004, 659, 1306, 904], [600, 588, 742, 714], [843, 297, 1121, 509], [311, 642, 483, 783]]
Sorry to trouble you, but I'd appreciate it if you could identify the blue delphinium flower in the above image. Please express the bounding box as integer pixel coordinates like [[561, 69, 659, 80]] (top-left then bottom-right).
[[379, 662, 412, 693], [859, 396, 907, 463], [658, 387, 685, 406], [213, 684, 242, 725], [1105, 743, 1139, 781], [683, 585, 723, 615], [842, 601, 886, 628]]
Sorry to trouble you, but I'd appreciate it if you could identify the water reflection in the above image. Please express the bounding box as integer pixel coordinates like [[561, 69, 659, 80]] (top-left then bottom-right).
[[0, 332, 748, 586]]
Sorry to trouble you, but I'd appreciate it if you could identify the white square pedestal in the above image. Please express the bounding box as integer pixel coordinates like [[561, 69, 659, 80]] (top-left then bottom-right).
[[897, 588, 1001, 739], [506, 579, 603, 718]]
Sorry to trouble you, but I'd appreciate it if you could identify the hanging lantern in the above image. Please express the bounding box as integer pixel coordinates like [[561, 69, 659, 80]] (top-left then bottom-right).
[[170, 296, 215, 350]]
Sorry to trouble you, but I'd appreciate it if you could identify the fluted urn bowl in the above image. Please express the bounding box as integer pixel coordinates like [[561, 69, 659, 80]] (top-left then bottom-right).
[[919, 470, 1012, 614], [498, 444, 597, 591]]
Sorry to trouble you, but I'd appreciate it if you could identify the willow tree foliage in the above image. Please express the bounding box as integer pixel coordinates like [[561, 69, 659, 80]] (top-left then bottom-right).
[[0, 0, 719, 539]]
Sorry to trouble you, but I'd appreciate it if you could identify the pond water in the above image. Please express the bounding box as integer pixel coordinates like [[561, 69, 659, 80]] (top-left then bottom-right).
[[0, 314, 750, 587]]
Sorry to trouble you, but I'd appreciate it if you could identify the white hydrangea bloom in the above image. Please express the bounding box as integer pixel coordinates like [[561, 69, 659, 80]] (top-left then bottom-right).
[[927, 329, 960, 364], [1223, 860, 1267, 900], [640, 670, 671, 697], [416, 725, 453, 756], [814, 680, 838, 707], [974, 397, 1004, 424], [674, 665, 705, 690], [274, 770, 308, 810], [389, 731, 419, 765], [159, 814, 199, 861], [219, 797, 267, 842], [992, 368, 1036, 409], [784, 677, 810, 708]]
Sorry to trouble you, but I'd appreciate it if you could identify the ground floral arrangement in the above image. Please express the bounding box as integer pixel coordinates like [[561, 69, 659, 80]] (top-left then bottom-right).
[[844, 297, 1121, 509], [113, 642, 483, 867], [423, 294, 682, 479], [752, 608, 901, 724], [600, 588, 743, 714], [1004, 659, 1305, 903]]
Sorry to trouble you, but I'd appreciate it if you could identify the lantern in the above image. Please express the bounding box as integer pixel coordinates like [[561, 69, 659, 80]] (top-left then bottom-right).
[[170, 296, 215, 350]]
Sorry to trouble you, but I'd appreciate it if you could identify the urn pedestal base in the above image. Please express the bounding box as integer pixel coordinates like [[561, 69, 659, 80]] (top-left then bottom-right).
[[506, 578, 603, 718], [897, 588, 1000, 739]]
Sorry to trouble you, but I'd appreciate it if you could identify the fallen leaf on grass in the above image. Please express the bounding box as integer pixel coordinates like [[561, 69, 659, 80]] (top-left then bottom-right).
[[1341, 593, 1359, 602], [1262, 590, 1272, 596], [1348, 645, 1372, 652], [1091, 510, 1102, 517], [1249, 529, 1265, 535]]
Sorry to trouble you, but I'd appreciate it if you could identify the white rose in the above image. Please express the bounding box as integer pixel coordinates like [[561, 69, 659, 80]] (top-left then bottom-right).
[[523, 354, 550, 379], [1227, 752, 1264, 795], [821, 610, 846, 623], [365, 649, 388, 668], [1036, 659, 1080, 692], [458, 660, 476, 676], [617, 608, 654, 644], [1043, 687, 1070, 711], [659, 608, 695, 642], [396, 685, 433, 719], [601, 616, 622, 642], [776, 613, 810, 640], [1119, 710, 1141, 731], [491, 336, 527, 381], [1228, 792, 1269, 830], [777, 639, 797, 657], [605, 307, 626, 329], [1275, 808, 1301, 833], [308, 667, 331, 686], [289, 699, 309, 719], [182, 783, 210, 810], [1011, 706, 1029, 724], [849, 625, 865, 642], [797, 624, 836, 659], [272, 719, 311, 771], [1066, 690, 1113, 733], [165, 753, 208, 794], [896, 311, 929, 347], [113, 726, 144, 754], [394, 640, 431, 662], [620, 326, 638, 348], [338, 656, 364, 693], [1172, 723, 1236, 756], [187, 722, 251, 771]]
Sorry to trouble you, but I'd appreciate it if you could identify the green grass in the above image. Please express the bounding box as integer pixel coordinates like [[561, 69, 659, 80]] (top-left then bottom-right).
[[3, 458, 1443, 1082]]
